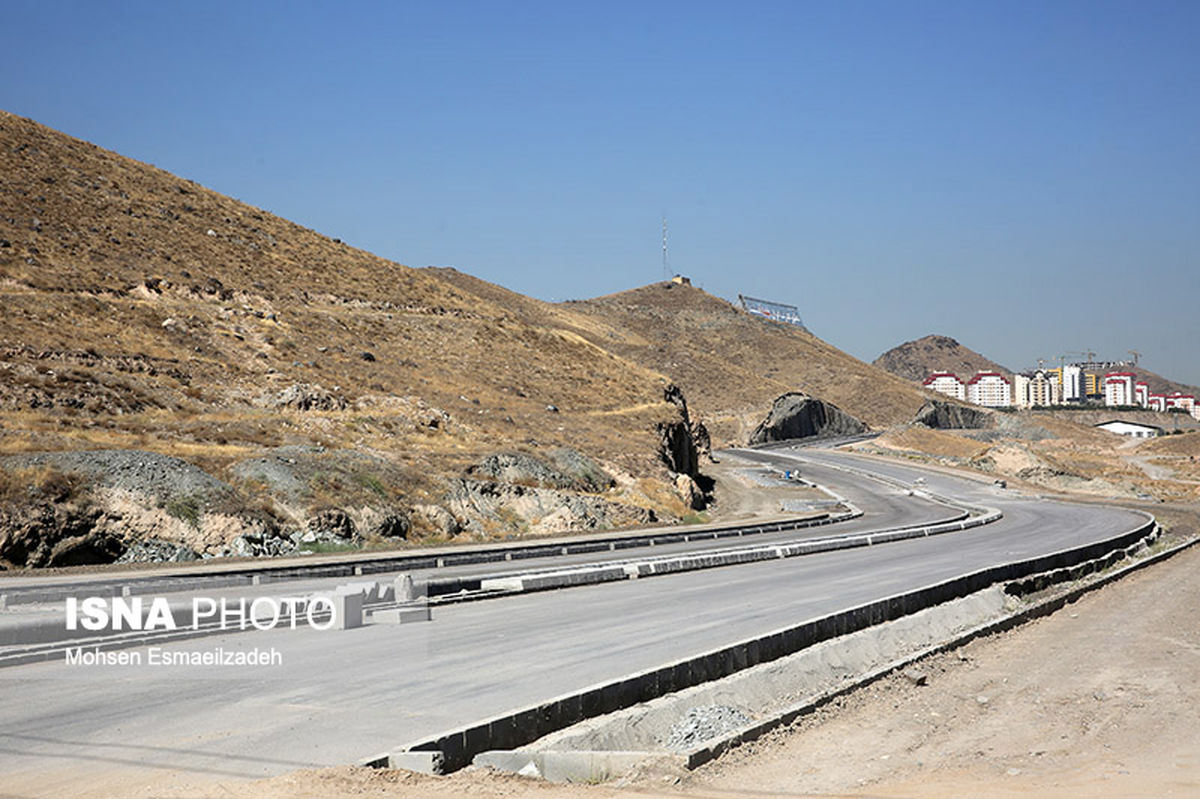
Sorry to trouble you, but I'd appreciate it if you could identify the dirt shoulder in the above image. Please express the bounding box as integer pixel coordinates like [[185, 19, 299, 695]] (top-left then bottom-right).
[[685, 516, 1200, 798]]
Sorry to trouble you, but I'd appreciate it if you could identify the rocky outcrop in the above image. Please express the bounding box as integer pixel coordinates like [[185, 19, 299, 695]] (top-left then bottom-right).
[[657, 384, 710, 476], [266, 383, 347, 411], [655, 384, 713, 509], [411, 504, 462, 537], [657, 419, 699, 478], [913, 399, 994, 430], [0, 502, 118, 568], [749, 392, 868, 444], [466, 449, 613, 492], [447, 479, 654, 536]]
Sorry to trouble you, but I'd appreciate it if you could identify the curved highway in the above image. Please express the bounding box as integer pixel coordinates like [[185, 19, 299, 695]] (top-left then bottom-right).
[[0, 447, 1151, 795]]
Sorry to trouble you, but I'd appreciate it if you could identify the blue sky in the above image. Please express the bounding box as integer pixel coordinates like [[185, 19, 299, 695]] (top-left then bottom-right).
[[3, 1, 1198, 384]]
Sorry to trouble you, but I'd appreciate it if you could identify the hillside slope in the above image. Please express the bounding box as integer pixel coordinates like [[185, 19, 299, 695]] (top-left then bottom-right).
[[0, 111, 701, 565], [428, 271, 938, 443], [874, 334, 1011, 382]]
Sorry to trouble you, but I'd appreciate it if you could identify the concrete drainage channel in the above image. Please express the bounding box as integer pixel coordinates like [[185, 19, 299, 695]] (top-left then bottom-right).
[[370, 513, 1159, 777]]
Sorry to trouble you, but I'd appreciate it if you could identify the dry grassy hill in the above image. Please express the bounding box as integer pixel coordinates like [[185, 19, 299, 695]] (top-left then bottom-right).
[[0, 110, 706, 566], [556, 283, 936, 443], [874, 334, 1011, 382], [427, 271, 939, 444]]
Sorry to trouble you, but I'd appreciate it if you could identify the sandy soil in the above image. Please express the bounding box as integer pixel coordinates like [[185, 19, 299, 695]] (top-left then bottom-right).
[[113, 515, 1200, 799]]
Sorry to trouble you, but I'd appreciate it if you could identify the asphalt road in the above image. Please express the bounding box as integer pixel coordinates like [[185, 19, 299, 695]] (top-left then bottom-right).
[[0, 448, 1148, 795]]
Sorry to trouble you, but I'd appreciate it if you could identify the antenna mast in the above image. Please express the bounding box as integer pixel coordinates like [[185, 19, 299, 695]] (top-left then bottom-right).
[[662, 216, 669, 279]]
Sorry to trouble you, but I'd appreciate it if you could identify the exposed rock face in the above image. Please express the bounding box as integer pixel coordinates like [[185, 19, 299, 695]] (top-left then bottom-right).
[[465, 449, 613, 493], [306, 508, 356, 539], [657, 419, 699, 477], [657, 384, 710, 478], [0, 450, 233, 505], [913, 399, 994, 430], [0, 503, 117, 568], [447, 479, 654, 536], [411, 504, 462, 537], [749, 392, 868, 444], [674, 474, 706, 511]]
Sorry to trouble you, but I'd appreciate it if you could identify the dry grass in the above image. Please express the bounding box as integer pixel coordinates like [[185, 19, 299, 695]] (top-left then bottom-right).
[[0, 111, 692, 516]]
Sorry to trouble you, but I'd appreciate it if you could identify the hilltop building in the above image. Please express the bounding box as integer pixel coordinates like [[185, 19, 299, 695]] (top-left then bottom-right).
[[1011, 373, 1031, 408]]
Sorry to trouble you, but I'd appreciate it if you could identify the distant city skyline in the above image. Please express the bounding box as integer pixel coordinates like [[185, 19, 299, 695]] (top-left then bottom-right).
[[2, 1, 1196, 384]]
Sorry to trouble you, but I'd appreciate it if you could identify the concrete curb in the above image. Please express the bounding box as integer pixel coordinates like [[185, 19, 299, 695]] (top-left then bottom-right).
[[378, 513, 1156, 774]]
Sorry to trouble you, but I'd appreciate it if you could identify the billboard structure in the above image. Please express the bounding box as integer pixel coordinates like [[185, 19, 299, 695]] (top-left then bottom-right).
[[738, 294, 806, 330]]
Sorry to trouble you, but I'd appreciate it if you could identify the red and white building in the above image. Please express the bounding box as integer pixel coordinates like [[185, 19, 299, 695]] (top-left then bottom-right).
[[923, 372, 966, 401], [1165, 393, 1196, 415], [1148, 393, 1167, 412], [966, 372, 1012, 408], [1134, 382, 1150, 408], [1104, 373, 1137, 407]]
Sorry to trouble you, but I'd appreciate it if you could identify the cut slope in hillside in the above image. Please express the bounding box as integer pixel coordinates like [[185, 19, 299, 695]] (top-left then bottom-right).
[[874, 334, 1010, 382], [0, 110, 708, 566]]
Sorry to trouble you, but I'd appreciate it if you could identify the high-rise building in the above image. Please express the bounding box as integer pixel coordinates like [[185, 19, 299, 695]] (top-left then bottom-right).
[[1011, 373, 1032, 408], [967, 372, 1012, 408], [1134, 382, 1149, 408], [1029, 370, 1060, 406], [923, 372, 966, 401], [1165, 393, 1196, 414], [1104, 373, 1136, 407], [1062, 365, 1084, 403]]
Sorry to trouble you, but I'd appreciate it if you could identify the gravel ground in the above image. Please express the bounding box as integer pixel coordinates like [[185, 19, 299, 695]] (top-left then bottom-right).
[[662, 706, 753, 752]]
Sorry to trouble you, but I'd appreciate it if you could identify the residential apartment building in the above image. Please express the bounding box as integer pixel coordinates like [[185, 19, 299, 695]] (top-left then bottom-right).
[[1011, 373, 1032, 408], [1104, 372, 1136, 407], [967, 372, 1012, 407], [1165, 393, 1196, 414], [1135, 382, 1149, 408], [1062, 365, 1084, 403], [923, 372, 966, 400]]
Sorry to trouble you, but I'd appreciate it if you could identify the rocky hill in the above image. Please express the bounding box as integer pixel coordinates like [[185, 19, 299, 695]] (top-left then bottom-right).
[[874, 335, 1011, 382]]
